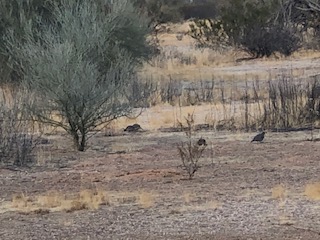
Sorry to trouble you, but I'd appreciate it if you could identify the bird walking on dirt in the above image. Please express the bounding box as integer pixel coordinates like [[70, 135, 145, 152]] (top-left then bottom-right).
[[251, 132, 266, 143], [197, 137, 207, 146], [124, 124, 143, 132], [132, 124, 143, 131]]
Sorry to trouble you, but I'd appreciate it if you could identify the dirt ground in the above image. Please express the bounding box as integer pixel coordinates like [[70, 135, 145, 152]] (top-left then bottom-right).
[[1, 129, 320, 240]]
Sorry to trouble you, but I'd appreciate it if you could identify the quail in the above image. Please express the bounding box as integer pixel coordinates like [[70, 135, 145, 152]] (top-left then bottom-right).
[[132, 124, 143, 131], [197, 137, 207, 146], [124, 124, 142, 132], [251, 132, 266, 143]]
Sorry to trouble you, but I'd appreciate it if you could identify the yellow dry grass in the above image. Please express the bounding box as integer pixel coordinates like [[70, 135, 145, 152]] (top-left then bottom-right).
[[7, 188, 110, 214], [110, 101, 264, 132], [183, 192, 195, 204], [272, 185, 287, 201], [138, 191, 155, 208], [12, 193, 30, 209], [37, 190, 64, 208], [305, 182, 320, 200]]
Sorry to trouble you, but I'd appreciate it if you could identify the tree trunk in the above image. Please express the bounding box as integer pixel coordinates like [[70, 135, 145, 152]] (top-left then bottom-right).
[[71, 130, 86, 151], [78, 132, 86, 151]]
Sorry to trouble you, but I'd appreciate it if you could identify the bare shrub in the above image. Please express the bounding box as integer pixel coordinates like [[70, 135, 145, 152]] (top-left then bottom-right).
[[128, 76, 157, 108], [258, 76, 320, 131], [259, 77, 305, 130], [0, 89, 38, 166], [177, 114, 207, 179], [305, 77, 320, 140], [184, 80, 215, 105], [159, 77, 183, 105], [240, 25, 300, 58]]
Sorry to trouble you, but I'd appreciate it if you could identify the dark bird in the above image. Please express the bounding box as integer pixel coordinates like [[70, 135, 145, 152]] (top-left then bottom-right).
[[124, 124, 142, 132], [251, 132, 266, 143], [124, 125, 135, 132], [197, 137, 207, 146], [132, 124, 143, 131]]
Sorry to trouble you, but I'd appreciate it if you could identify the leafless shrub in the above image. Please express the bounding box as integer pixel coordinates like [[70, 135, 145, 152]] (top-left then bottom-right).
[[177, 114, 207, 179], [159, 77, 183, 105], [257, 76, 320, 131], [0, 89, 39, 166], [184, 80, 215, 105], [305, 77, 320, 140], [128, 75, 157, 108], [259, 77, 305, 129]]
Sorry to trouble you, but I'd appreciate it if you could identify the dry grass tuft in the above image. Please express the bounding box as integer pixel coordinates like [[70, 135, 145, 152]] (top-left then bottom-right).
[[11, 193, 30, 208], [79, 189, 109, 209], [305, 183, 320, 200], [272, 185, 286, 200], [138, 191, 154, 208], [31, 208, 50, 215], [168, 209, 181, 215], [278, 214, 295, 226], [8, 188, 110, 214], [183, 192, 194, 204], [64, 200, 88, 213], [37, 190, 63, 208]]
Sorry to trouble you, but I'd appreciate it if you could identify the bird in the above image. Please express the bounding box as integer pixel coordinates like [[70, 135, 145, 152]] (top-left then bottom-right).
[[124, 125, 135, 132], [251, 132, 266, 143], [132, 124, 143, 131], [124, 124, 142, 132], [197, 137, 207, 146]]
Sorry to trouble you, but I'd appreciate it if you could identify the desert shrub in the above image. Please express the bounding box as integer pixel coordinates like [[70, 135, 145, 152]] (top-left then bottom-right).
[[5, 0, 155, 151], [275, 0, 320, 49], [261, 77, 320, 130], [177, 114, 207, 179], [240, 25, 300, 58], [0, 0, 60, 85], [189, 0, 301, 57], [0, 89, 38, 166]]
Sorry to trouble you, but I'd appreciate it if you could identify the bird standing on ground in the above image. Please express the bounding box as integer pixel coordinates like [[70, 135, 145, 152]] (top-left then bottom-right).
[[251, 132, 266, 143], [197, 137, 207, 146], [132, 124, 143, 131], [124, 124, 143, 132]]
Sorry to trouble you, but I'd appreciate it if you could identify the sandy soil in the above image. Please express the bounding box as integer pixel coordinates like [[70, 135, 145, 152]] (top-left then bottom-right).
[[1, 129, 320, 240]]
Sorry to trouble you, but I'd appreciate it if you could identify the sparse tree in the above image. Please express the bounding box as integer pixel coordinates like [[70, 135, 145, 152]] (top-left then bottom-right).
[[5, 0, 154, 151]]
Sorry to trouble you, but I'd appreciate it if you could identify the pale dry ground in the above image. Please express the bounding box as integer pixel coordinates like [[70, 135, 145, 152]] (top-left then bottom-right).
[[1, 130, 320, 239], [111, 102, 262, 132], [141, 21, 320, 82]]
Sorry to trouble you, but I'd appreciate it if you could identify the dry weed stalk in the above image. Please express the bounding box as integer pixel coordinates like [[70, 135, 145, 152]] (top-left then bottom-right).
[[177, 113, 207, 179]]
